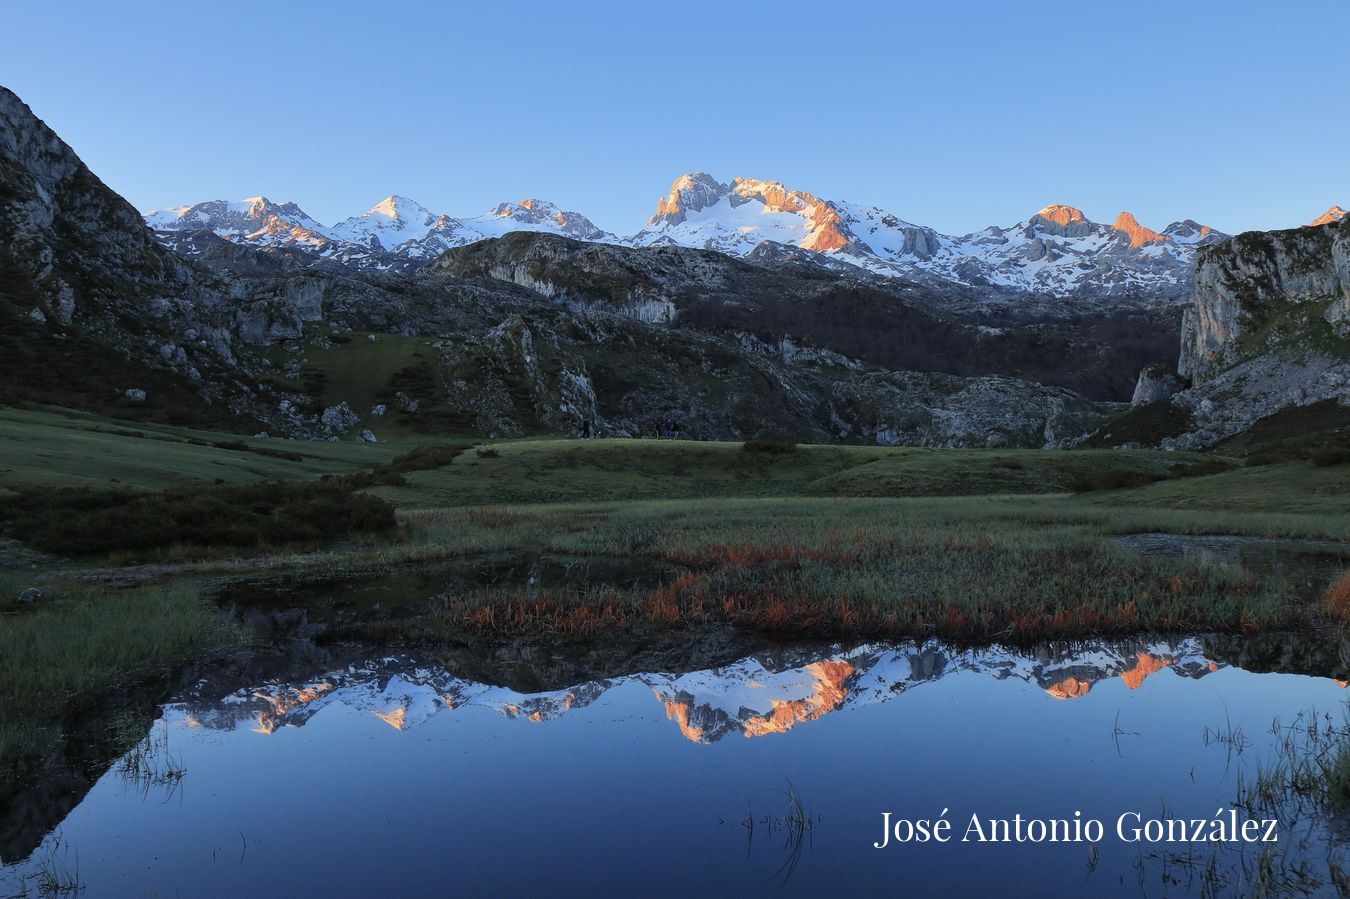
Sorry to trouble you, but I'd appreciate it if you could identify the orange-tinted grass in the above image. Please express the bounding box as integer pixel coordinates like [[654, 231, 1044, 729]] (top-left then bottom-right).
[[1325, 572, 1350, 622]]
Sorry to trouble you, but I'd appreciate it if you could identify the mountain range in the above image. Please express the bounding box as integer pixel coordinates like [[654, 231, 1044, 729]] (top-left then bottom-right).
[[146, 194, 614, 272], [145, 178, 1350, 302], [4, 82, 1348, 450]]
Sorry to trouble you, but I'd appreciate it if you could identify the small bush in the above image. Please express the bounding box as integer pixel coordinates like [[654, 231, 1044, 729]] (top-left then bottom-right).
[[388, 445, 466, 473], [742, 438, 797, 455], [476, 447, 500, 459], [1312, 447, 1350, 468], [1067, 469, 1168, 493], [0, 480, 397, 557], [1169, 459, 1232, 479], [176, 436, 306, 462]]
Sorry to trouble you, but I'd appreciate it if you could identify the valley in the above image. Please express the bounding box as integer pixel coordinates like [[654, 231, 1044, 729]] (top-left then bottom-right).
[[2, 72, 1349, 896]]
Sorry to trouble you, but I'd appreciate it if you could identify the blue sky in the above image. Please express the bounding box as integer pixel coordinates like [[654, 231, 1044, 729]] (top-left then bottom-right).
[[2, 0, 1345, 235]]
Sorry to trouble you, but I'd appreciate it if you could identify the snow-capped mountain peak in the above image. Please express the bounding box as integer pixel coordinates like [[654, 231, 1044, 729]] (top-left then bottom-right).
[[1034, 203, 1088, 227], [1027, 204, 1096, 237], [479, 198, 610, 241], [1161, 219, 1211, 245], [142, 196, 327, 242], [1310, 205, 1346, 227], [143, 175, 1241, 301], [649, 171, 728, 226], [328, 195, 439, 250], [366, 194, 429, 221], [634, 172, 862, 257]]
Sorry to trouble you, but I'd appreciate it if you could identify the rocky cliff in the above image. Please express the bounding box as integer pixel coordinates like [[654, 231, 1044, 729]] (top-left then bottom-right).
[[0, 87, 265, 427], [1158, 220, 1350, 447], [1181, 222, 1350, 382]]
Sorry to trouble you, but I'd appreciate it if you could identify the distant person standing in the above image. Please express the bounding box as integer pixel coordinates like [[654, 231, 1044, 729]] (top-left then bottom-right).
[[580, 419, 593, 439]]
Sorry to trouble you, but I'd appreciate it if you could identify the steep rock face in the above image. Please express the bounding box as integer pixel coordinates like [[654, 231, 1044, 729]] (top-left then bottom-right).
[[1112, 211, 1166, 248], [1160, 220, 1350, 447], [0, 87, 263, 426], [428, 232, 1176, 403], [1181, 223, 1349, 383], [427, 230, 794, 315], [1030, 204, 1094, 237]]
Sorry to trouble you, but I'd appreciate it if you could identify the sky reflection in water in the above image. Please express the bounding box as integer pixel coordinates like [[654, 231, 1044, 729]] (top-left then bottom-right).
[[6, 635, 1350, 897]]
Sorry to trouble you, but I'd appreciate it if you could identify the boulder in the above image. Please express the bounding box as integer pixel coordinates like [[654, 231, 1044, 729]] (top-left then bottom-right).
[[1131, 364, 1185, 406], [320, 402, 359, 434]]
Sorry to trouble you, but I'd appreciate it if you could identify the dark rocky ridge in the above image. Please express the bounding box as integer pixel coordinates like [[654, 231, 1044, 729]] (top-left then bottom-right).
[[429, 231, 1179, 402]]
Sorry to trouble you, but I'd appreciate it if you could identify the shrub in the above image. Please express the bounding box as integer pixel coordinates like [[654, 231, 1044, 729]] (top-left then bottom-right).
[[1169, 459, 1232, 479], [338, 444, 465, 488], [387, 444, 466, 473], [1312, 447, 1350, 468], [476, 447, 500, 459], [1067, 469, 1168, 493], [0, 480, 397, 557], [742, 438, 797, 455]]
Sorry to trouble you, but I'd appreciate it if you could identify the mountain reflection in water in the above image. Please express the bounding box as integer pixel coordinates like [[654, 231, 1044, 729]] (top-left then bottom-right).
[[10, 632, 1350, 898], [170, 637, 1320, 744]]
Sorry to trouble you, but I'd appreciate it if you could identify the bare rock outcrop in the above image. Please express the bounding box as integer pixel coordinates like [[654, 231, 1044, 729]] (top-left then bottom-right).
[[1156, 220, 1350, 447]]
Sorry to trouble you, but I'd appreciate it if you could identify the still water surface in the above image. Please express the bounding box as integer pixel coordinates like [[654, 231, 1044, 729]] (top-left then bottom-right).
[[6, 632, 1350, 896]]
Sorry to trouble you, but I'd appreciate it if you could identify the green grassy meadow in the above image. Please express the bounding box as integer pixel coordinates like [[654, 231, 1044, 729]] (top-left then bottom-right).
[[0, 405, 409, 491]]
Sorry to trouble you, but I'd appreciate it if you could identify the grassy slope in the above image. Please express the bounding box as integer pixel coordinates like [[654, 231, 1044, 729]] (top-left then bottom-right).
[[273, 333, 461, 440], [3, 405, 1343, 518], [0, 406, 410, 492], [1, 405, 1343, 520], [1089, 462, 1350, 515], [369, 438, 1223, 508]]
